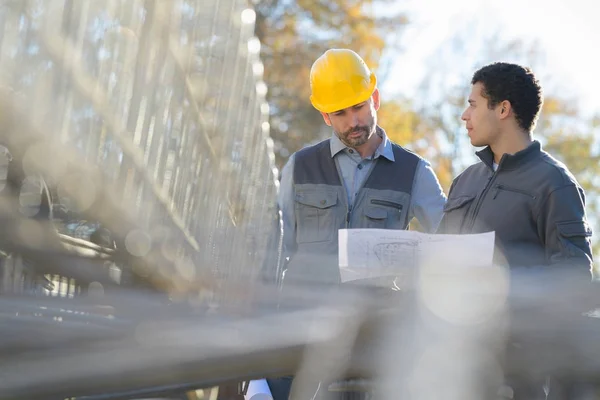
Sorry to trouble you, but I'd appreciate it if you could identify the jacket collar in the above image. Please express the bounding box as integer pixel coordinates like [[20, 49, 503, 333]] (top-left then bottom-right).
[[476, 140, 542, 171]]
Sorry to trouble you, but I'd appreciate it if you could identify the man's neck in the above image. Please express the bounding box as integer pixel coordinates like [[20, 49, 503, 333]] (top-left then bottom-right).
[[490, 130, 533, 164], [354, 131, 382, 159]]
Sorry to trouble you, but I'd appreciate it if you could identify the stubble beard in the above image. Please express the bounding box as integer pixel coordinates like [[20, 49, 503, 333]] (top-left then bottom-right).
[[337, 123, 376, 148]]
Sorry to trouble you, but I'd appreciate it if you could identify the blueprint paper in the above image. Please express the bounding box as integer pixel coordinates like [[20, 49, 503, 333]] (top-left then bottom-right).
[[338, 229, 495, 283]]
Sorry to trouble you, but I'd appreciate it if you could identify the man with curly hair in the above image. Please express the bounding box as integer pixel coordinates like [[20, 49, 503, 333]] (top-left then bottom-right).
[[438, 62, 594, 399]]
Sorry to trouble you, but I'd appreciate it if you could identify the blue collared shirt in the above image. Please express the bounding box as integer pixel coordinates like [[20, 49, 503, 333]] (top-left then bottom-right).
[[278, 129, 447, 257]]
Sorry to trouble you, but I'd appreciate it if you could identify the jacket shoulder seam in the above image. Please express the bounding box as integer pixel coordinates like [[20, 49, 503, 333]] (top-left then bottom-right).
[[538, 154, 578, 186]]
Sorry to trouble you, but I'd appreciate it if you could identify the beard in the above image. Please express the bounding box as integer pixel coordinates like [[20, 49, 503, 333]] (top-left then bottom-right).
[[336, 123, 375, 148]]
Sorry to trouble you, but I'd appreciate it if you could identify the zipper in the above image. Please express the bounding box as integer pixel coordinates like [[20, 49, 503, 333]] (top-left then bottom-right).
[[463, 169, 498, 232], [371, 199, 403, 211], [492, 184, 536, 200]]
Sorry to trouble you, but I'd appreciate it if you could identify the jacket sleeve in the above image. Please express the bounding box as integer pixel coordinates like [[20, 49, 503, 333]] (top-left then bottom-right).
[[259, 156, 295, 285], [409, 159, 447, 233], [536, 184, 594, 278], [278, 153, 297, 262], [436, 177, 459, 234]]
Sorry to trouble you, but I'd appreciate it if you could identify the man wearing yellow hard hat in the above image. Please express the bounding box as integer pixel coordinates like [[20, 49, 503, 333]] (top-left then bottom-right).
[[267, 48, 447, 399], [277, 48, 446, 286]]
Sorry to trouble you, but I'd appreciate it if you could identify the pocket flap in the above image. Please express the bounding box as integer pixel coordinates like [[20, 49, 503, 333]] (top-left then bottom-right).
[[557, 220, 593, 238], [443, 195, 475, 212], [364, 206, 388, 220], [295, 190, 338, 209]]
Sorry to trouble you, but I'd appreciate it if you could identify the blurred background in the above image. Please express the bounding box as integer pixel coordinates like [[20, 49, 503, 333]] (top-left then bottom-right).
[[0, 0, 598, 399], [259, 0, 599, 255]]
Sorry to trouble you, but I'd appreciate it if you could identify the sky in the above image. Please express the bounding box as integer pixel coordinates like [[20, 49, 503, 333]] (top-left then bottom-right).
[[381, 0, 600, 117]]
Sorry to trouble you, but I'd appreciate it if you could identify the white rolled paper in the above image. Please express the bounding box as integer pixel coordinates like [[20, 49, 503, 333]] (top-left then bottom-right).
[[244, 379, 273, 400]]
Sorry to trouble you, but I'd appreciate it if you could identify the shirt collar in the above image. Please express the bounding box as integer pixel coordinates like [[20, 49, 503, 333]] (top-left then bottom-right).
[[329, 126, 395, 161]]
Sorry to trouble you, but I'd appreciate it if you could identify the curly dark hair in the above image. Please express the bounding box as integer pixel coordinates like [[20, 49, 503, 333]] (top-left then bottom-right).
[[472, 62, 543, 133]]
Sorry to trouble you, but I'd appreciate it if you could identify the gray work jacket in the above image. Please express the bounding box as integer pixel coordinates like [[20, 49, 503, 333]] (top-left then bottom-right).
[[438, 141, 593, 276]]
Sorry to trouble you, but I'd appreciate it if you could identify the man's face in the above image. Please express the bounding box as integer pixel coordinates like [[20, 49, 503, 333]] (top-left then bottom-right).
[[322, 89, 380, 148], [461, 83, 501, 147]]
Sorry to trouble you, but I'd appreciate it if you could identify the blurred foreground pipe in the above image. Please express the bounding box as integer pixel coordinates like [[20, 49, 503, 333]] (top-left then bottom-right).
[[0, 275, 599, 399]]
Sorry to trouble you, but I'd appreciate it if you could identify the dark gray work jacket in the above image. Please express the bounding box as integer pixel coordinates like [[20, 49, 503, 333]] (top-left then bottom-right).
[[283, 138, 421, 285], [438, 141, 593, 277]]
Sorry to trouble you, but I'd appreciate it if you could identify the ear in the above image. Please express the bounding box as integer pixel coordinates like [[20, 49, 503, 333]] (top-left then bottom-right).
[[372, 88, 381, 111], [498, 100, 511, 120], [321, 112, 332, 126]]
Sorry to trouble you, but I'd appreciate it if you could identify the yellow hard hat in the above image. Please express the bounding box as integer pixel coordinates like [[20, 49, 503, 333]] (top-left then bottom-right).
[[309, 49, 377, 114]]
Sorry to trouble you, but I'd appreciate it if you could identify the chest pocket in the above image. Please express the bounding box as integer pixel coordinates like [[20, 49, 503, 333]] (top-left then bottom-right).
[[295, 190, 338, 244], [362, 199, 407, 229], [363, 205, 388, 229], [440, 195, 475, 233]]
